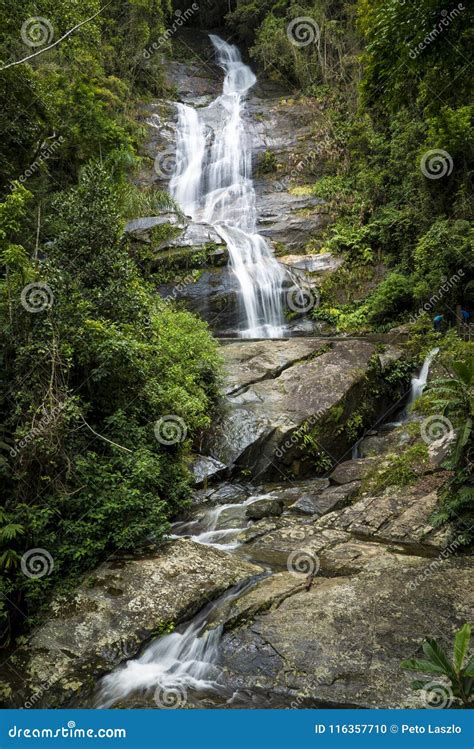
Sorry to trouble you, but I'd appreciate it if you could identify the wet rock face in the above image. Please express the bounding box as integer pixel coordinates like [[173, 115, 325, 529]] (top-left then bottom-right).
[[219, 555, 474, 708], [205, 338, 404, 479], [330, 459, 378, 485], [157, 266, 242, 334], [245, 498, 284, 520], [10, 541, 260, 708], [215, 468, 472, 708]]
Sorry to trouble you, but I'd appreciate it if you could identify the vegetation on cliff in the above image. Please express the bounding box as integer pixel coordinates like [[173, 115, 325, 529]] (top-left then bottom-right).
[[0, 0, 220, 644]]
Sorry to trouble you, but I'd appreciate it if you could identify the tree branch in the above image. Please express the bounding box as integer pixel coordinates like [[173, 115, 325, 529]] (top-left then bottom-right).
[[80, 417, 133, 454], [0, 2, 112, 71]]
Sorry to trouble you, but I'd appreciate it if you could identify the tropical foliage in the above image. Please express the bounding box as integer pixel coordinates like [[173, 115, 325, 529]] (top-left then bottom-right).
[[401, 623, 474, 707], [0, 0, 220, 644]]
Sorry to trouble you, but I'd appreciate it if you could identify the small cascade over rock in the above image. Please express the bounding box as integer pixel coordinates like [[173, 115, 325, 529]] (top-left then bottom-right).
[[169, 35, 287, 338], [97, 578, 260, 709], [409, 347, 440, 404]]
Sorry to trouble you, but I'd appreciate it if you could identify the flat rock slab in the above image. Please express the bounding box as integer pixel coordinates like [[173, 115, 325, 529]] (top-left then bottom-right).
[[220, 555, 474, 708], [330, 458, 378, 485], [319, 476, 450, 552], [290, 482, 360, 516], [241, 474, 451, 569], [11, 540, 261, 708], [208, 338, 392, 477], [222, 338, 326, 396], [279, 253, 343, 275]]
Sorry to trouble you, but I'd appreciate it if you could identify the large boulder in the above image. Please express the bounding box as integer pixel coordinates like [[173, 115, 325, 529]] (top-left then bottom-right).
[[330, 459, 378, 485], [206, 339, 406, 479], [8, 540, 260, 709], [219, 554, 474, 708], [245, 498, 284, 520]]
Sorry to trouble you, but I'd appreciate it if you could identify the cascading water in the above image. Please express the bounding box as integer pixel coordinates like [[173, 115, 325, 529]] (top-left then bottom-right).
[[409, 347, 440, 404], [95, 495, 269, 708], [97, 578, 260, 709], [169, 35, 286, 339]]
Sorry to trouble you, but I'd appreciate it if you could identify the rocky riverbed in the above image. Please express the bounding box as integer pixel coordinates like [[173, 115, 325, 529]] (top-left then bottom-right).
[[7, 350, 472, 710]]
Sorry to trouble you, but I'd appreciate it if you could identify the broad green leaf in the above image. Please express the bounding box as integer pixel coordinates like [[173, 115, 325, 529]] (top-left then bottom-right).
[[422, 639, 456, 680], [452, 361, 474, 387], [411, 680, 429, 690], [400, 658, 446, 675], [453, 623, 471, 672], [463, 658, 474, 677]]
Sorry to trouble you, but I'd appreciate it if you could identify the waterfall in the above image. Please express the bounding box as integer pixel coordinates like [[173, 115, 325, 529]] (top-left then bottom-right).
[[409, 347, 440, 404], [169, 35, 286, 339], [96, 577, 262, 709]]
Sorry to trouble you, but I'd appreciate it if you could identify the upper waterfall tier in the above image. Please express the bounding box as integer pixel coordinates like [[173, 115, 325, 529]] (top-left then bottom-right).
[[169, 35, 287, 339]]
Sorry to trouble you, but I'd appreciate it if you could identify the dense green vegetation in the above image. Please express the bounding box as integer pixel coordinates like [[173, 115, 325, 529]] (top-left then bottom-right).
[[228, 0, 473, 332], [0, 1, 220, 644], [226, 0, 473, 543]]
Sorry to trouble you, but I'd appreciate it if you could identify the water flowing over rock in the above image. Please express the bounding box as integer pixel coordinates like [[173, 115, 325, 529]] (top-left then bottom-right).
[[169, 35, 287, 338], [10, 541, 260, 709], [204, 338, 405, 478]]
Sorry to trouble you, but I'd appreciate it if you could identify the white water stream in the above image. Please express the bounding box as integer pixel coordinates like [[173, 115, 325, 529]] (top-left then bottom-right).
[[409, 347, 440, 404], [170, 35, 286, 338], [97, 578, 256, 709], [96, 494, 268, 708]]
